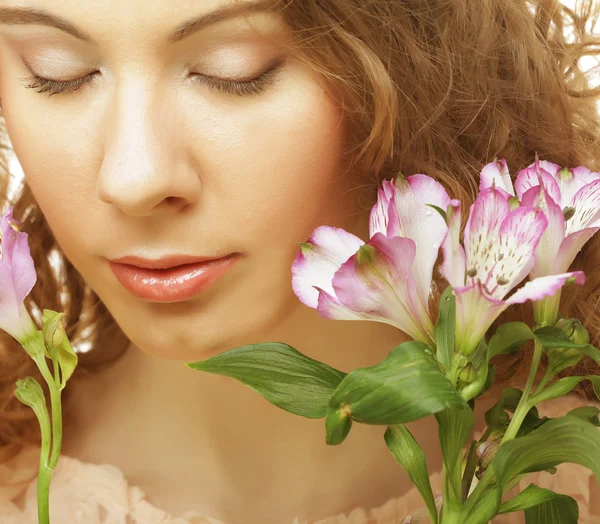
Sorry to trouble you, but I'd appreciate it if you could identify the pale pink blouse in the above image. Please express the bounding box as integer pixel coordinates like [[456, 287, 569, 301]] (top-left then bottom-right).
[[1, 396, 599, 524]]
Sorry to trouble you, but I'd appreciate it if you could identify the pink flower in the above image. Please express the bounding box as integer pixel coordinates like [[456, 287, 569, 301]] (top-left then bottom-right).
[[441, 187, 584, 355], [480, 157, 600, 324], [0, 207, 37, 343], [291, 175, 450, 345]]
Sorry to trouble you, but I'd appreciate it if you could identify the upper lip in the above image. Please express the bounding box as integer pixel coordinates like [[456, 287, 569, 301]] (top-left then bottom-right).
[[109, 254, 234, 269]]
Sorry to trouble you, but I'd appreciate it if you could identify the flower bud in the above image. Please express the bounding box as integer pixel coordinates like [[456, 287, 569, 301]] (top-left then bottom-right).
[[326, 405, 353, 445], [14, 376, 45, 409], [476, 435, 502, 478], [573, 323, 590, 346], [459, 363, 478, 383], [555, 318, 589, 345], [42, 311, 66, 350]]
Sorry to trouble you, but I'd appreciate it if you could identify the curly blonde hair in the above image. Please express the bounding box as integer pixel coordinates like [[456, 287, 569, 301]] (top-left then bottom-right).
[[1, 0, 600, 463]]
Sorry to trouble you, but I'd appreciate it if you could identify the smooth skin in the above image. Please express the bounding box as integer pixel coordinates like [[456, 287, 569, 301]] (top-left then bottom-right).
[[0, 1, 459, 522]]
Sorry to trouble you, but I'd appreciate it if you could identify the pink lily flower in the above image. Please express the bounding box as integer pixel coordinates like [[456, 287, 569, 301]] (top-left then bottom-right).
[[291, 175, 451, 345], [480, 157, 600, 277], [441, 187, 584, 355], [0, 207, 37, 344], [480, 157, 600, 324]]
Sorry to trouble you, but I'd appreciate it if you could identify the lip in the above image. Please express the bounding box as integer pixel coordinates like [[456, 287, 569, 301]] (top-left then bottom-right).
[[108, 253, 239, 303]]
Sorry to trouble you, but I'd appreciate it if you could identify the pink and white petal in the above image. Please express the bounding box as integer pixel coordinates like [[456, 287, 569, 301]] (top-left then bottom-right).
[[440, 200, 466, 288], [453, 283, 508, 355], [557, 166, 600, 208], [369, 180, 396, 237], [490, 207, 547, 297], [463, 187, 510, 279], [315, 287, 366, 321], [479, 159, 515, 196], [536, 160, 562, 178], [0, 262, 27, 340], [0, 207, 19, 264], [514, 165, 562, 206], [505, 271, 585, 305], [9, 232, 36, 303], [291, 226, 364, 309], [566, 179, 600, 235], [521, 185, 566, 279], [387, 174, 450, 305], [332, 233, 434, 344], [554, 227, 600, 275]]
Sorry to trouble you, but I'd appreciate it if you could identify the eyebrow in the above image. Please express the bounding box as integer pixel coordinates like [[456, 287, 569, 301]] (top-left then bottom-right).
[[0, 1, 277, 45]]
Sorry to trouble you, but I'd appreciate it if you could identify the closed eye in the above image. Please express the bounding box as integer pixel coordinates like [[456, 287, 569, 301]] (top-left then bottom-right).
[[19, 58, 285, 98]]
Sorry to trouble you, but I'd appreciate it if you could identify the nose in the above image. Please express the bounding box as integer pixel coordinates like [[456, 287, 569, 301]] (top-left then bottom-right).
[[96, 82, 201, 217]]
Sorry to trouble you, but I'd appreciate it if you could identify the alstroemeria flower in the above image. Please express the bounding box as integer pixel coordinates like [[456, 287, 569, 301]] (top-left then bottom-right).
[[0, 207, 37, 343], [291, 174, 450, 345], [441, 187, 585, 355], [479, 157, 600, 325], [515, 159, 600, 279], [480, 157, 600, 277]]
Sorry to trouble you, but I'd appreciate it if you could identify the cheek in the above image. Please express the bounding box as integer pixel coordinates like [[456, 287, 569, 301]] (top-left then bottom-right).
[[184, 64, 355, 251]]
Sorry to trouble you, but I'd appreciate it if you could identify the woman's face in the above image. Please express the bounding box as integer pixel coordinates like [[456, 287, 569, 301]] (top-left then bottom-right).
[[0, 0, 363, 360]]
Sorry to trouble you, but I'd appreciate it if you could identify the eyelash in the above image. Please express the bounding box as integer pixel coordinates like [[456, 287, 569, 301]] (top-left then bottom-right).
[[20, 61, 282, 98]]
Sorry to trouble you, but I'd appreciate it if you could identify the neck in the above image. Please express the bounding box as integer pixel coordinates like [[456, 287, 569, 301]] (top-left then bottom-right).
[[62, 303, 451, 523]]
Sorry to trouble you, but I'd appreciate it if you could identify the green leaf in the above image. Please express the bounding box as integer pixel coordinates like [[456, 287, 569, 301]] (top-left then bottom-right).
[[56, 337, 78, 391], [490, 416, 600, 489], [499, 484, 579, 524], [434, 286, 455, 372], [384, 425, 438, 524], [523, 493, 578, 523], [534, 326, 600, 363], [436, 406, 474, 498], [484, 388, 543, 437], [186, 342, 346, 418], [488, 322, 534, 360], [328, 341, 469, 425], [566, 406, 600, 426], [466, 488, 501, 524], [529, 375, 600, 405]]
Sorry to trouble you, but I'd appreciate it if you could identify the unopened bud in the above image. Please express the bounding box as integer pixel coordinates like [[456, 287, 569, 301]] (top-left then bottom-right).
[[555, 318, 589, 345], [573, 323, 590, 346], [326, 405, 353, 445], [42, 311, 66, 349], [477, 437, 501, 473], [459, 363, 478, 384]]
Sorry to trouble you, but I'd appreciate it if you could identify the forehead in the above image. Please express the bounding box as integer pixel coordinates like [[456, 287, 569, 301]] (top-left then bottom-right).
[[0, 0, 283, 47]]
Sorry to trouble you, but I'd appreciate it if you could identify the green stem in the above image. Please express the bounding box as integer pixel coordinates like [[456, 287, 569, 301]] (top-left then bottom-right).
[[31, 381, 52, 524], [502, 339, 544, 443], [534, 366, 553, 396], [441, 456, 464, 523], [48, 380, 63, 470], [48, 356, 62, 469]]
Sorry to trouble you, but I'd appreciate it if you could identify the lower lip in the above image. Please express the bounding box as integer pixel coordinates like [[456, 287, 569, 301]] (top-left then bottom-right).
[[108, 254, 239, 303]]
